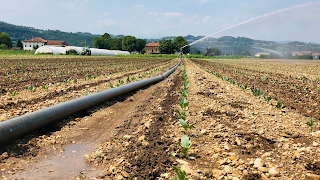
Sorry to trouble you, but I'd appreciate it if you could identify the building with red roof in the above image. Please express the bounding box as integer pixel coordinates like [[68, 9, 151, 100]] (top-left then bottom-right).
[[23, 37, 68, 50], [145, 42, 159, 54]]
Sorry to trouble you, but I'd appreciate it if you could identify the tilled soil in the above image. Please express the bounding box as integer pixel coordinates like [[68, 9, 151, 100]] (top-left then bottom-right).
[[1, 59, 319, 179], [191, 59, 320, 120], [0, 58, 176, 122]]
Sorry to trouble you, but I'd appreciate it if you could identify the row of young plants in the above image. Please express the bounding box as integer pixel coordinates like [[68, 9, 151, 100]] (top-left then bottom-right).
[[190, 60, 287, 108], [109, 62, 174, 88], [192, 60, 318, 132], [171, 60, 194, 180], [5, 60, 177, 98], [209, 61, 320, 94], [2, 59, 171, 85]]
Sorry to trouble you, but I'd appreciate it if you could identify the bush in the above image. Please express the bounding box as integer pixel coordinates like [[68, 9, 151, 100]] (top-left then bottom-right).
[[0, 44, 8, 49]]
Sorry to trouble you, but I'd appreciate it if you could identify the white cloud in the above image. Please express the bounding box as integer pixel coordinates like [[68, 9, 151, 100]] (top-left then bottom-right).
[[96, 18, 117, 27], [165, 12, 182, 17], [103, 12, 108, 16], [203, 16, 211, 24], [148, 12, 158, 16], [134, 4, 144, 9]]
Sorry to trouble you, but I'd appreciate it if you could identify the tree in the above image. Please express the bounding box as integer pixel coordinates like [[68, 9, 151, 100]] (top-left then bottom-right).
[[135, 39, 146, 53], [110, 38, 122, 50], [159, 39, 175, 54], [122, 36, 137, 52], [0, 32, 12, 48], [16, 39, 23, 49], [101, 33, 111, 40], [33, 45, 39, 50], [214, 48, 221, 56], [242, 51, 250, 56], [0, 44, 8, 49], [173, 36, 190, 54]]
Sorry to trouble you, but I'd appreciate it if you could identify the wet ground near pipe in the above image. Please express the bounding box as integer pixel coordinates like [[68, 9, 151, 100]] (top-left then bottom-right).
[[9, 143, 96, 179], [0, 67, 180, 179]]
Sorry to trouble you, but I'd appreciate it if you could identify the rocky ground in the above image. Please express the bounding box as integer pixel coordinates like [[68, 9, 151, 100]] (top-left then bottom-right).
[[1, 59, 319, 179]]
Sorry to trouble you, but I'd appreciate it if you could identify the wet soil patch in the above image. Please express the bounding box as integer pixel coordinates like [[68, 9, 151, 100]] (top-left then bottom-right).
[[0, 84, 152, 163], [234, 132, 276, 157]]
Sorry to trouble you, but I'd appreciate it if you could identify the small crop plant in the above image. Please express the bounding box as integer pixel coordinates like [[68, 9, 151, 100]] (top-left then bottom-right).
[[28, 86, 36, 93], [265, 95, 272, 104], [178, 135, 193, 158], [8, 90, 19, 98], [306, 117, 317, 132], [276, 100, 286, 109], [171, 166, 188, 180], [42, 84, 49, 91]]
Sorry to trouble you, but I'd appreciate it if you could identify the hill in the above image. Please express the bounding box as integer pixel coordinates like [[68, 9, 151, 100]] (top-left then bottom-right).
[[0, 21, 99, 47], [1, 21, 319, 55]]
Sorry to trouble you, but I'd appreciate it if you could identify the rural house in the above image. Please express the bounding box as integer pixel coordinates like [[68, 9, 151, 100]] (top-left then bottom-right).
[[145, 42, 159, 54], [255, 52, 270, 58], [23, 37, 68, 50]]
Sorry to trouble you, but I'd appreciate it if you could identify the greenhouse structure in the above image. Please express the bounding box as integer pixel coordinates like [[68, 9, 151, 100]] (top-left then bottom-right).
[[35, 46, 64, 55], [35, 46, 130, 56]]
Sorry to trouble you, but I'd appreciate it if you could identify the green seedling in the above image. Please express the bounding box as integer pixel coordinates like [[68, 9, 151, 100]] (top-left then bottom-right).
[[178, 135, 193, 157], [56, 83, 61, 87], [118, 79, 124, 86], [22, 70, 26, 74], [176, 109, 188, 120], [28, 75, 32, 79], [306, 117, 316, 132], [42, 84, 49, 91], [253, 88, 264, 97], [28, 86, 36, 93], [64, 78, 70, 83], [265, 95, 272, 104], [5, 78, 10, 82], [171, 166, 188, 180], [179, 97, 189, 109], [4, 72, 8, 76], [8, 90, 19, 98], [179, 119, 194, 135], [110, 83, 115, 88], [126, 77, 130, 83], [276, 100, 286, 109], [179, 88, 188, 98], [183, 81, 190, 90], [317, 87, 320, 94], [74, 79, 78, 83], [85, 92, 89, 96]]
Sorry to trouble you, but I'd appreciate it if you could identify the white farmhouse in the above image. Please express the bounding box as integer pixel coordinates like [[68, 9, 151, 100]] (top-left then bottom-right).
[[23, 38, 47, 50], [23, 37, 68, 50]]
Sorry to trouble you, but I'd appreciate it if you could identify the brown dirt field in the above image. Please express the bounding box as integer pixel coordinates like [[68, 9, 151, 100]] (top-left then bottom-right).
[[1, 59, 319, 180]]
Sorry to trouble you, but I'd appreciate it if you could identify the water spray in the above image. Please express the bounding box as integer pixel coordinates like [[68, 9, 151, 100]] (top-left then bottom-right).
[[185, 1, 320, 49]]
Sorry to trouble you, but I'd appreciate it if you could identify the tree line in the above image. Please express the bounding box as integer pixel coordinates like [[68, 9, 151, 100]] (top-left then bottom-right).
[[158, 36, 190, 54], [94, 33, 191, 54], [93, 33, 146, 53]]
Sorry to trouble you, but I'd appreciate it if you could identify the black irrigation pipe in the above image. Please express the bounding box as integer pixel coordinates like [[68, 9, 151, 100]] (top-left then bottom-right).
[[0, 61, 181, 144]]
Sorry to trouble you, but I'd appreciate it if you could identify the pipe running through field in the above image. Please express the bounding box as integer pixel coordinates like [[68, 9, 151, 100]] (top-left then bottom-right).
[[0, 61, 181, 144]]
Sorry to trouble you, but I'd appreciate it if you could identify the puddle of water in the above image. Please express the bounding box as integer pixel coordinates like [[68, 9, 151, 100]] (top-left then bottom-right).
[[9, 143, 99, 180]]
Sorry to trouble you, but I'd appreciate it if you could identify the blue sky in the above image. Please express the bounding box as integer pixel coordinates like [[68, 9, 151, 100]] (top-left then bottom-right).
[[1, 0, 320, 43]]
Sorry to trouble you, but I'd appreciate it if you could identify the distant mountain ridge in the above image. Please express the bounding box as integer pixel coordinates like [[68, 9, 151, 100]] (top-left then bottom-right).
[[0, 21, 99, 47], [1, 21, 319, 55]]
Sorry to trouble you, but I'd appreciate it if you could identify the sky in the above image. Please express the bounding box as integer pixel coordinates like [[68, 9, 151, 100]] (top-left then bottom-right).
[[1, 0, 320, 43]]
